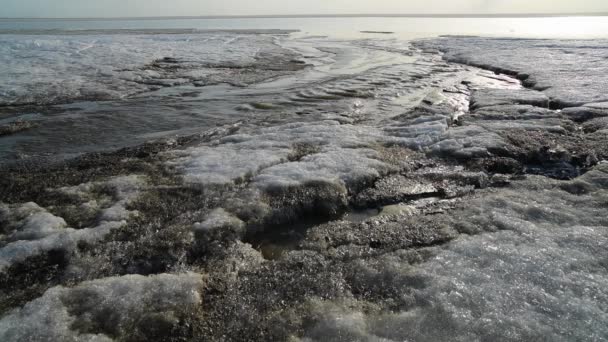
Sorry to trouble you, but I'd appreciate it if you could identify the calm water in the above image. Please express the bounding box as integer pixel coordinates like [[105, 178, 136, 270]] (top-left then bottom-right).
[[1, 16, 608, 39]]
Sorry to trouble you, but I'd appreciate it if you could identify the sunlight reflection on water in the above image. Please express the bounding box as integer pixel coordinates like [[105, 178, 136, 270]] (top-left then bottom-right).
[[1, 16, 607, 39]]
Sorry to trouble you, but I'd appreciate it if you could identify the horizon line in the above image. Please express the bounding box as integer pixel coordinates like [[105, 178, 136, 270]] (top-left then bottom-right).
[[2, 12, 608, 20]]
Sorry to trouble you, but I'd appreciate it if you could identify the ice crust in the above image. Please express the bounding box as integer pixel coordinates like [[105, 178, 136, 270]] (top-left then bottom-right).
[[299, 165, 608, 342], [169, 115, 501, 191], [0, 202, 67, 243], [193, 208, 244, 232], [167, 85, 515, 191], [255, 147, 391, 189], [418, 37, 608, 106], [166, 121, 398, 189], [0, 176, 145, 271], [0, 273, 203, 341]]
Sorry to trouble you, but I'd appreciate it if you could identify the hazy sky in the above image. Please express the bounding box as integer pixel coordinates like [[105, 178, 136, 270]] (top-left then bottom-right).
[[2, 0, 608, 18]]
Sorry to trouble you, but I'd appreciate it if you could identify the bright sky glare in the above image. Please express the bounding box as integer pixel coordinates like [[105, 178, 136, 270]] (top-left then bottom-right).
[[1, 0, 608, 18]]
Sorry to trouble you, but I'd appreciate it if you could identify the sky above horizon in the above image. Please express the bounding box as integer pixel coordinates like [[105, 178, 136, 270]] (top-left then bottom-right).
[[1, 0, 608, 18]]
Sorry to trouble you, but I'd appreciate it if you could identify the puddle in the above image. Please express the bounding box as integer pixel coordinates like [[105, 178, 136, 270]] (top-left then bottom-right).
[[244, 215, 332, 260], [342, 208, 381, 223]]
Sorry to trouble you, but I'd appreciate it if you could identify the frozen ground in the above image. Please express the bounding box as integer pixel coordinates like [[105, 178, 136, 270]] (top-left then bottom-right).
[[417, 37, 608, 107], [1, 33, 607, 341]]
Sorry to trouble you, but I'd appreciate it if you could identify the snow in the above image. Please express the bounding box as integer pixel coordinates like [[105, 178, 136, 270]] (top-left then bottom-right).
[[299, 165, 608, 342], [193, 208, 245, 234], [0, 273, 203, 341], [0, 176, 145, 271], [166, 121, 394, 188]]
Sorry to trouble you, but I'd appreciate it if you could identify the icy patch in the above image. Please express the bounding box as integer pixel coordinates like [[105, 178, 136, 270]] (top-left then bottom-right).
[[59, 175, 145, 223], [0, 202, 67, 243], [430, 125, 508, 159], [193, 208, 244, 233], [254, 148, 392, 190], [0, 32, 299, 106], [0, 272, 203, 341], [470, 88, 549, 110], [167, 144, 291, 185], [300, 165, 608, 341], [167, 121, 394, 188], [0, 175, 145, 271], [418, 37, 608, 106]]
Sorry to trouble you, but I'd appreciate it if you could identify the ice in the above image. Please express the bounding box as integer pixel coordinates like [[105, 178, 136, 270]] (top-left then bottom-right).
[[166, 121, 394, 188], [0, 176, 145, 271], [583, 117, 608, 133], [298, 165, 608, 342], [470, 104, 561, 121], [254, 148, 392, 190], [2, 33, 607, 341], [167, 144, 291, 185], [0, 202, 67, 243], [0, 221, 123, 271], [0, 32, 299, 106], [0, 272, 203, 341], [417, 37, 608, 107], [470, 88, 549, 110], [562, 105, 608, 122], [194, 208, 243, 232], [430, 125, 508, 159]]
